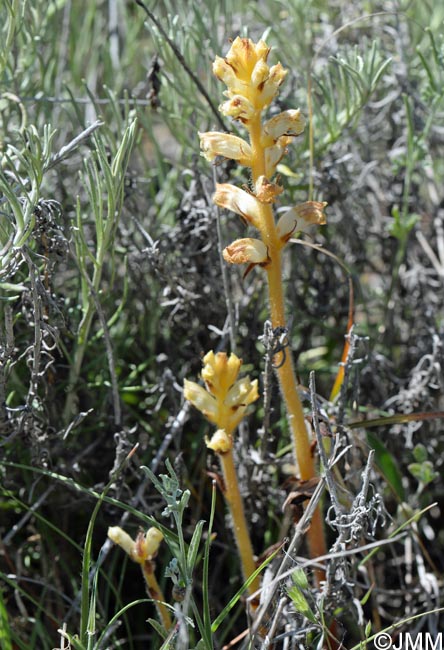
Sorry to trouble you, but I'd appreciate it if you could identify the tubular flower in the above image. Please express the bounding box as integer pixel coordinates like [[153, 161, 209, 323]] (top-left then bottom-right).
[[276, 201, 327, 245], [213, 183, 263, 228], [219, 94, 256, 122], [199, 132, 252, 165], [293, 201, 328, 227], [262, 109, 305, 147], [223, 238, 269, 265], [184, 351, 259, 436], [279, 201, 328, 235], [264, 136, 292, 177], [183, 379, 218, 424]]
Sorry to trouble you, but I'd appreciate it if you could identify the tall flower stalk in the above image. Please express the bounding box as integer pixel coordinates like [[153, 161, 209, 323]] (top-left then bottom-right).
[[184, 351, 260, 598], [199, 38, 328, 579]]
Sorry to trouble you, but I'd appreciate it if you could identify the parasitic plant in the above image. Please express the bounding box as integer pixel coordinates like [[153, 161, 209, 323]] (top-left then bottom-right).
[[184, 350, 260, 598], [108, 525, 172, 631], [199, 37, 328, 580]]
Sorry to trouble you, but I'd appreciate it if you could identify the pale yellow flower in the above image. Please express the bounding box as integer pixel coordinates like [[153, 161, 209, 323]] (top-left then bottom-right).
[[223, 238, 269, 265], [183, 379, 218, 424], [262, 109, 305, 147], [281, 201, 328, 234], [220, 37, 270, 83], [108, 526, 164, 564], [206, 428, 232, 453], [108, 526, 135, 557], [219, 94, 256, 122], [264, 136, 292, 177], [276, 202, 327, 245], [256, 63, 287, 109], [199, 132, 252, 165], [225, 376, 259, 409], [213, 183, 262, 229]]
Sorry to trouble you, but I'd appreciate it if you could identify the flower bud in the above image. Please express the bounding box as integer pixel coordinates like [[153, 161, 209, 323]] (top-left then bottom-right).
[[133, 527, 164, 562], [206, 428, 232, 453], [201, 351, 242, 396], [258, 63, 287, 108], [108, 526, 135, 557], [108, 526, 164, 565], [254, 175, 283, 203], [224, 37, 270, 81]]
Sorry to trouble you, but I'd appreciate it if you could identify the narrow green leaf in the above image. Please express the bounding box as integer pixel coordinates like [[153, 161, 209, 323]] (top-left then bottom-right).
[[187, 519, 205, 573], [287, 584, 317, 623], [366, 431, 405, 500], [0, 586, 12, 650]]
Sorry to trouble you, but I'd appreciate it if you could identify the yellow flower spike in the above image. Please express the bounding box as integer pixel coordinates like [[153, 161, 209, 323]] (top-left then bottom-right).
[[262, 109, 306, 147], [199, 132, 252, 166], [206, 428, 233, 453], [185, 351, 259, 426], [223, 238, 269, 265], [183, 379, 218, 423], [213, 183, 262, 228], [108, 526, 164, 564], [206, 37, 329, 587], [184, 351, 260, 600]]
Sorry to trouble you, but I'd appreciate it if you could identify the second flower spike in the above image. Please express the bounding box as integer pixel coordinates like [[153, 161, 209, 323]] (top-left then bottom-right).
[[184, 351, 259, 435]]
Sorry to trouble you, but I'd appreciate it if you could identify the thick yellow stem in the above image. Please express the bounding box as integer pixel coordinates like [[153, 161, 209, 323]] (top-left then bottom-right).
[[141, 560, 173, 631], [219, 448, 260, 599], [248, 113, 327, 582]]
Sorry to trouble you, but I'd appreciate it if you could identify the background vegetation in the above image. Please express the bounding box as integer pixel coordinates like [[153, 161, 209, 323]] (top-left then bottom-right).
[[1, 0, 443, 648]]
